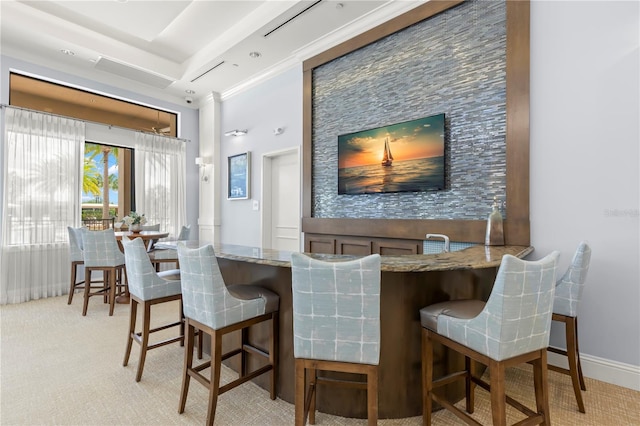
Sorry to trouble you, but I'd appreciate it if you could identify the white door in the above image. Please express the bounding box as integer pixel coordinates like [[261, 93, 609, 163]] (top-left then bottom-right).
[[262, 149, 300, 251]]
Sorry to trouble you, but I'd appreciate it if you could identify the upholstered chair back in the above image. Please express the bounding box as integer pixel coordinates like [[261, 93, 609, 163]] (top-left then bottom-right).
[[290, 253, 382, 365], [553, 242, 592, 318], [177, 225, 191, 241], [437, 252, 560, 361], [121, 237, 181, 301], [177, 244, 267, 329], [141, 223, 160, 231], [82, 228, 125, 268], [67, 226, 85, 262]]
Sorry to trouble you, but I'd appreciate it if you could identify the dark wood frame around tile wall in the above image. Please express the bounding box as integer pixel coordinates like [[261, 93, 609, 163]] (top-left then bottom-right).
[[301, 0, 530, 246]]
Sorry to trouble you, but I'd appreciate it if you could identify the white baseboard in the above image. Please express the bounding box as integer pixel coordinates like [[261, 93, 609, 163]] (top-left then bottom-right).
[[548, 352, 640, 391]]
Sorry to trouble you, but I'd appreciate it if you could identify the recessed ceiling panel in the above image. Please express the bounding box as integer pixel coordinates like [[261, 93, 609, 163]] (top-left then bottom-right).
[[95, 57, 175, 89]]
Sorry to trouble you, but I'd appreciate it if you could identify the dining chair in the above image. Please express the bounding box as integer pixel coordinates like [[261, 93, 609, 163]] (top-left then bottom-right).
[[290, 253, 381, 426], [177, 243, 279, 426], [66, 226, 86, 304], [549, 241, 592, 413], [121, 237, 183, 381], [82, 228, 126, 316], [420, 251, 560, 426], [176, 224, 191, 241], [149, 224, 191, 271]]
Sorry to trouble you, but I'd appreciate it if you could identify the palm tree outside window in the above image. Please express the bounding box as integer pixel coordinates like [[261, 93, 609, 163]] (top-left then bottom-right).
[[83, 143, 134, 227]]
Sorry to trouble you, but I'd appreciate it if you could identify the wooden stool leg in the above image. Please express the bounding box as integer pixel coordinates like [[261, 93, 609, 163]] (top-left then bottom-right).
[[575, 317, 586, 391], [178, 322, 195, 414], [489, 360, 507, 426], [309, 367, 317, 425], [206, 330, 223, 426], [422, 328, 433, 426], [533, 350, 551, 425], [465, 356, 475, 414], [135, 301, 151, 382], [241, 326, 248, 377], [123, 299, 138, 366], [367, 364, 378, 426], [82, 269, 91, 316], [68, 264, 77, 305], [179, 301, 185, 347], [103, 270, 109, 304], [108, 269, 116, 316], [295, 359, 306, 426], [566, 316, 586, 413]]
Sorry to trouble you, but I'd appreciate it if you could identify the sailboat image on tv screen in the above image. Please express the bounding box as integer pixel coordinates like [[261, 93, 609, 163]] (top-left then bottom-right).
[[381, 137, 393, 166]]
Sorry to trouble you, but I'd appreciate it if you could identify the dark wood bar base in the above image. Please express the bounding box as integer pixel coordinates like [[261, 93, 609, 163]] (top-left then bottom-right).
[[212, 256, 500, 419]]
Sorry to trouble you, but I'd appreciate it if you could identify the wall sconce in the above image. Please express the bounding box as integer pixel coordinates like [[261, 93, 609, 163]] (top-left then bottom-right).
[[224, 129, 248, 137], [195, 156, 211, 183], [273, 127, 284, 135]]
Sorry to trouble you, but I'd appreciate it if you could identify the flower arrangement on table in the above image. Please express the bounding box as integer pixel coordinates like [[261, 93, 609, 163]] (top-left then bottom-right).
[[122, 211, 147, 232]]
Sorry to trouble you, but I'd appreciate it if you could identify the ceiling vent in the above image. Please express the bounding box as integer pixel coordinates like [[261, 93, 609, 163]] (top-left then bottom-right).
[[191, 61, 225, 83], [263, 0, 323, 38], [94, 57, 174, 89]]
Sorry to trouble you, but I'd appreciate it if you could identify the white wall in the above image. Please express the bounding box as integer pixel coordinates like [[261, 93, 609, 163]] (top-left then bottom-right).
[[218, 66, 303, 247], [530, 0, 639, 384], [0, 55, 201, 236]]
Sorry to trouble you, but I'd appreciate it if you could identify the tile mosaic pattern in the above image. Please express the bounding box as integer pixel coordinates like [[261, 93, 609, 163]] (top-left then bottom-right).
[[438, 251, 560, 361], [177, 244, 266, 330], [423, 240, 477, 254], [291, 253, 381, 365], [312, 0, 507, 220], [82, 228, 124, 268], [120, 237, 181, 301], [553, 242, 592, 317]]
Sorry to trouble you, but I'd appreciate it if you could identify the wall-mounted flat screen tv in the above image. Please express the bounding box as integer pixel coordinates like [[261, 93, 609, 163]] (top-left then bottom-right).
[[338, 113, 445, 195]]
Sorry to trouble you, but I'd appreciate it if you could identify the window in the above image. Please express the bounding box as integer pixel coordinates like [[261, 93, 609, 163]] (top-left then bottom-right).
[[82, 142, 134, 223]]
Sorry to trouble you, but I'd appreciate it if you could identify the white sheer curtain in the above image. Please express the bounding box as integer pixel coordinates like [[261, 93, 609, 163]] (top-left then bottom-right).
[[133, 132, 186, 239], [1, 107, 85, 304]]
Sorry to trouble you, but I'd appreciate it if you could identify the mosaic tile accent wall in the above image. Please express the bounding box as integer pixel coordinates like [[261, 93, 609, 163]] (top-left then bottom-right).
[[312, 0, 506, 221]]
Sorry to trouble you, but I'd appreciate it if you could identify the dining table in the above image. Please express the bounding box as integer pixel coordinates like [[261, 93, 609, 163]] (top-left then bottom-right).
[[114, 230, 169, 249], [114, 230, 170, 303]]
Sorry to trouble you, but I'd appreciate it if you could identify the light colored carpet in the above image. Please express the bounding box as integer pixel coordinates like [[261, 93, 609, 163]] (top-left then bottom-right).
[[1, 296, 639, 425]]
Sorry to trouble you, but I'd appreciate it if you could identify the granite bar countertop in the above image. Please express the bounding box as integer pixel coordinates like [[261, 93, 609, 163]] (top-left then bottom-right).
[[158, 241, 533, 273]]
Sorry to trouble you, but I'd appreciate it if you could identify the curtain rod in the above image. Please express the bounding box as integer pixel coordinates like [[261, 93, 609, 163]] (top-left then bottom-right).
[[1, 103, 190, 143]]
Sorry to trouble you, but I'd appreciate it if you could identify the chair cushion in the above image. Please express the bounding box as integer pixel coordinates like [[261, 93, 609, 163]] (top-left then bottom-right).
[[149, 249, 178, 261], [420, 299, 485, 332], [227, 284, 279, 314], [158, 269, 181, 282]]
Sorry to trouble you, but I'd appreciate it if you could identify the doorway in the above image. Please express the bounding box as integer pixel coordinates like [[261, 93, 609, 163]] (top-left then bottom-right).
[[261, 148, 300, 251]]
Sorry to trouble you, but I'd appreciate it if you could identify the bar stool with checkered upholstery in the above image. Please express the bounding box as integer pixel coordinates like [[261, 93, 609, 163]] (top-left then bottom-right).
[[549, 241, 592, 413], [149, 224, 191, 271], [177, 243, 279, 426], [66, 226, 86, 304], [291, 253, 381, 426], [82, 228, 126, 316], [420, 251, 560, 426], [121, 236, 183, 382]]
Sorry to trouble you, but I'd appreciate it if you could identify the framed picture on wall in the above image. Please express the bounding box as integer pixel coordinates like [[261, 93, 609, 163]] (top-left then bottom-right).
[[227, 152, 250, 200]]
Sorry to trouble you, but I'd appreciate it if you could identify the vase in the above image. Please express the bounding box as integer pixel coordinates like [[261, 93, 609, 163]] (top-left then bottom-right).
[[130, 224, 142, 233]]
